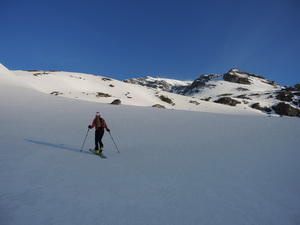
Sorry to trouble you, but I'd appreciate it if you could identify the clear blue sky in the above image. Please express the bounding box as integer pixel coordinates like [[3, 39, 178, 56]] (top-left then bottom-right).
[[1, 0, 299, 85]]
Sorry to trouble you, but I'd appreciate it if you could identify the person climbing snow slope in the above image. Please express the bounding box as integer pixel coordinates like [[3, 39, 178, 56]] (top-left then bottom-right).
[[88, 112, 110, 154]]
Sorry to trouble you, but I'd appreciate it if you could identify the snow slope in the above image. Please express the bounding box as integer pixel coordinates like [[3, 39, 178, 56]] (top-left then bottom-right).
[[1, 64, 300, 225], [7, 65, 260, 115]]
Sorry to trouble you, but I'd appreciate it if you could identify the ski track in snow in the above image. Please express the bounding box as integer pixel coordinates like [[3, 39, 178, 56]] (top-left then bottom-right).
[[1, 64, 300, 225]]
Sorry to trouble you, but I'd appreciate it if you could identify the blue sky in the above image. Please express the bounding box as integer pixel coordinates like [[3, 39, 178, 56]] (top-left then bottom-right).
[[1, 0, 299, 85]]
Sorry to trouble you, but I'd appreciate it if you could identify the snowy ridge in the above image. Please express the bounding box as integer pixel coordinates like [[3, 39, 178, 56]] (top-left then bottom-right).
[[0, 64, 260, 115], [125, 68, 300, 117], [1, 63, 300, 225], [1, 64, 299, 116]]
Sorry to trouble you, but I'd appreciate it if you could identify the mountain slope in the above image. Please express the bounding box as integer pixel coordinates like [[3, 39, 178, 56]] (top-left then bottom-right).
[[125, 69, 300, 117], [1, 66, 300, 225], [2, 64, 299, 116], [0, 64, 260, 115]]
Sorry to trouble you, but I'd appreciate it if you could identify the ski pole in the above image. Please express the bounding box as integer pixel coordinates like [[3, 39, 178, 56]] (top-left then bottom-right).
[[109, 131, 120, 153], [80, 128, 90, 152]]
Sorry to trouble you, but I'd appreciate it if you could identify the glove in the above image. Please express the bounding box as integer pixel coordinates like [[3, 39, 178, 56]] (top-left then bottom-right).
[[107, 129, 110, 132], [88, 125, 92, 129]]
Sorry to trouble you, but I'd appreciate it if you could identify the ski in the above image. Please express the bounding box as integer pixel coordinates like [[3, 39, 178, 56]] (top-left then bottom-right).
[[89, 149, 107, 159]]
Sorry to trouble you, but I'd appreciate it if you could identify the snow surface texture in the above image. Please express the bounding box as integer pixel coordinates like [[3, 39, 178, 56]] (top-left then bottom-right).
[[1, 64, 300, 225]]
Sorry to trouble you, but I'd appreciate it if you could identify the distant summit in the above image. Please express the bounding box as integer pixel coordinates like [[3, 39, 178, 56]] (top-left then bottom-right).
[[123, 68, 300, 117]]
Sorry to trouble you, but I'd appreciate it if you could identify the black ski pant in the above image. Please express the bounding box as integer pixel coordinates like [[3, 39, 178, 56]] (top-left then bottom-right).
[[95, 129, 104, 150]]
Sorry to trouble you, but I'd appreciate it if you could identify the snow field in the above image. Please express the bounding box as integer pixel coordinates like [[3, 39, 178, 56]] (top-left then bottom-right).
[[0, 64, 300, 225], [1, 83, 300, 225]]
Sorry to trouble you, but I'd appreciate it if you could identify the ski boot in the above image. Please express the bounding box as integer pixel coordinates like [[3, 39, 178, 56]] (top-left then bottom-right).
[[99, 147, 104, 154]]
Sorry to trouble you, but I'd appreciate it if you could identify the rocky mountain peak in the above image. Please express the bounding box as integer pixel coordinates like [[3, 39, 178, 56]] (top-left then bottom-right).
[[123, 76, 191, 92], [175, 73, 220, 95], [122, 69, 299, 117], [223, 68, 265, 85]]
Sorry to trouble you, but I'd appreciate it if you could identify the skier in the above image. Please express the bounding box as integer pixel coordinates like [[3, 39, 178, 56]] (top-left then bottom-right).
[[88, 112, 110, 154]]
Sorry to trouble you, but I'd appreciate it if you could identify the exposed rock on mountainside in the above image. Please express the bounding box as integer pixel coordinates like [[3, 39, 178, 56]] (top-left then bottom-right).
[[223, 68, 269, 85], [123, 76, 191, 92], [272, 102, 300, 117], [176, 74, 220, 95], [251, 103, 272, 113], [214, 97, 241, 106], [96, 92, 111, 98], [276, 91, 294, 102], [111, 99, 121, 105], [50, 91, 63, 96], [123, 68, 299, 117], [223, 70, 251, 84], [152, 104, 165, 108], [189, 100, 200, 105], [158, 95, 174, 105]]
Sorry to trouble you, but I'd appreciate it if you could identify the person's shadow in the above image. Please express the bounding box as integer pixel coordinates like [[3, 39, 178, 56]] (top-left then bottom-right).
[[24, 139, 91, 155]]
